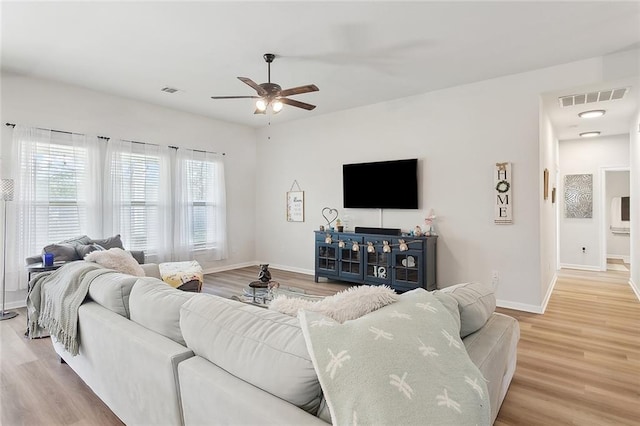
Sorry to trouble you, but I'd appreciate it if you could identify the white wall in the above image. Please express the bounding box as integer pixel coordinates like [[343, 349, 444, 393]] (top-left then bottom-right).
[[0, 72, 258, 307], [558, 135, 629, 270], [539, 109, 559, 308], [255, 57, 605, 311], [605, 171, 630, 260]]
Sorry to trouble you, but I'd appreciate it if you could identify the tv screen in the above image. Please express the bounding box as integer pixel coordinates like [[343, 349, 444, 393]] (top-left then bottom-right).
[[343, 159, 418, 209]]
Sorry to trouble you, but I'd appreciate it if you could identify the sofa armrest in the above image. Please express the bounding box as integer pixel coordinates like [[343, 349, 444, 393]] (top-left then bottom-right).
[[129, 250, 145, 264]]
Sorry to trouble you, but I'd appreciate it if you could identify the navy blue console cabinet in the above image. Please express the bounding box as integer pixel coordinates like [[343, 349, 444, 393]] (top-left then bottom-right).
[[314, 231, 437, 292]]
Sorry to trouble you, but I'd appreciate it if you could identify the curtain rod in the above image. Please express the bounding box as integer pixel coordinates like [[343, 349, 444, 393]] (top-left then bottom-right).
[[5, 123, 225, 156]]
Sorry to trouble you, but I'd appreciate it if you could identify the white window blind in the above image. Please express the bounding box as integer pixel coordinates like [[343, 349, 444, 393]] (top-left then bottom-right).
[[174, 149, 227, 261], [185, 158, 215, 249], [104, 139, 172, 262]]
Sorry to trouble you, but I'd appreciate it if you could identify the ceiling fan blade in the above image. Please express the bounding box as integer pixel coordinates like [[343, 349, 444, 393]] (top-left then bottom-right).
[[280, 97, 316, 111], [211, 95, 260, 99], [279, 84, 319, 97], [238, 77, 268, 96]]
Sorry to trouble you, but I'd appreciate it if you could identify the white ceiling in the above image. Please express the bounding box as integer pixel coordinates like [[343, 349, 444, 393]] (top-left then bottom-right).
[[2, 1, 640, 137]]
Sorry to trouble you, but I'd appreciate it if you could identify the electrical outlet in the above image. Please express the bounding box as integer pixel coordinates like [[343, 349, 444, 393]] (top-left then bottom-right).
[[491, 270, 500, 288]]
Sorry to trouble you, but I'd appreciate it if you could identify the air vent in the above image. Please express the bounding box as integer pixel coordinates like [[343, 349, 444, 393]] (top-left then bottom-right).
[[558, 87, 628, 108], [161, 87, 179, 93]]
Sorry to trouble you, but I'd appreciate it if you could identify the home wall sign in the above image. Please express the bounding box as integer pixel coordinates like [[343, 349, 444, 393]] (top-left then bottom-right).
[[494, 162, 513, 224], [286, 180, 305, 222], [564, 174, 592, 218]]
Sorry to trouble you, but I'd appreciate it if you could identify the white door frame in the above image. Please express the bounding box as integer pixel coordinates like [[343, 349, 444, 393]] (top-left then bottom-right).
[[599, 166, 631, 271]]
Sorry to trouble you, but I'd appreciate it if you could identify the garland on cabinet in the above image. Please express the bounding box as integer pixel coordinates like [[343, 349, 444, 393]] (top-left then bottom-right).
[[324, 235, 419, 253]]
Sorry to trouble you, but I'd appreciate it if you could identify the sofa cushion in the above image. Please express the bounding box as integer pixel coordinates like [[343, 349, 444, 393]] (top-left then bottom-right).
[[437, 282, 496, 338], [129, 277, 196, 345], [87, 272, 138, 318], [90, 234, 124, 250], [180, 295, 322, 415]]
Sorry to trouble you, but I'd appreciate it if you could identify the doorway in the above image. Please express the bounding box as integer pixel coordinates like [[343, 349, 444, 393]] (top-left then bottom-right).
[[601, 168, 631, 275]]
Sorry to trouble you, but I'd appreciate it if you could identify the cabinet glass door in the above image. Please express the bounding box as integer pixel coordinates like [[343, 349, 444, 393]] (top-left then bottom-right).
[[316, 244, 338, 275], [365, 250, 391, 285], [339, 247, 362, 279], [392, 250, 423, 291]]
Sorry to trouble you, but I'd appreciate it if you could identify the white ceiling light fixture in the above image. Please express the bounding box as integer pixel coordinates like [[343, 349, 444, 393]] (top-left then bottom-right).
[[578, 109, 606, 119], [255, 99, 267, 112], [272, 100, 283, 113], [579, 131, 601, 138]]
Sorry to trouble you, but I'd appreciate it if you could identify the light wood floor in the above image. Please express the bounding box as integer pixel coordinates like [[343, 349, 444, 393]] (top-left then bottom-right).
[[1, 266, 638, 425]]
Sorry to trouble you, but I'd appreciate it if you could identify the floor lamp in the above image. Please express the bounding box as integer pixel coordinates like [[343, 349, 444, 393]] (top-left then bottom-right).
[[1, 178, 18, 320]]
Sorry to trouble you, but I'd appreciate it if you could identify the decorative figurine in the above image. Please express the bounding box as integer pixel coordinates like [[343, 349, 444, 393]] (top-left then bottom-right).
[[382, 241, 391, 253], [414, 225, 423, 237], [352, 241, 360, 252], [424, 209, 437, 236], [258, 264, 272, 283], [398, 239, 409, 251], [367, 241, 375, 253]]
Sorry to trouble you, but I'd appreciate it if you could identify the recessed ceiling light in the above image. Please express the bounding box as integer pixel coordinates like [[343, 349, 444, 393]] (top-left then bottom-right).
[[578, 109, 606, 119], [579, 131, 601, 138]]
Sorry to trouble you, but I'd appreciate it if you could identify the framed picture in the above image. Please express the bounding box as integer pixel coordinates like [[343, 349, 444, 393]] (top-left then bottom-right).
[[564, 174, 593, 218], [286, 191, 304, 222]]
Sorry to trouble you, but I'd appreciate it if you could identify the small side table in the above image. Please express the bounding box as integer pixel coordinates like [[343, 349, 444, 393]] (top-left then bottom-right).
[[27, 261, 66, 284], [248, 280, 279, 304]]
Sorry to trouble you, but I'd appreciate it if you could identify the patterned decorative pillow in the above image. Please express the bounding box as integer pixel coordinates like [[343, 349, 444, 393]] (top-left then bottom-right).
[[299, 288, 490, 426]]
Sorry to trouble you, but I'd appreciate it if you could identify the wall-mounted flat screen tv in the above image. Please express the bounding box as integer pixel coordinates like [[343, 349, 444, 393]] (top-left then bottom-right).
[[343, 158, 418, 209]]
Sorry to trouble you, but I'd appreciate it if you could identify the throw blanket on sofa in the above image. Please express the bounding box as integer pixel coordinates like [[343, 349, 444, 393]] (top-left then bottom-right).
[[27, 261, 115, 355], [299, 288, 491, 426]]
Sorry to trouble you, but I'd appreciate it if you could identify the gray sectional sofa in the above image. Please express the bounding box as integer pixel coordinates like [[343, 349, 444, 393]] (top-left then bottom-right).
[[47, 262, 519, 425]]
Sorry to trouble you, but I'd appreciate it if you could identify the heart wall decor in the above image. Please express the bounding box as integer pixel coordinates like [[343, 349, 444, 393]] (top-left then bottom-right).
[[321, 207, 338, 227]]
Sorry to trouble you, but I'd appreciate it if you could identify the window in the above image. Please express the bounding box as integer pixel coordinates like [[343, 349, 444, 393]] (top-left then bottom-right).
[[104, 140, 172, 262], [174, 150, 227, 260], [17, 129, 99, 256]]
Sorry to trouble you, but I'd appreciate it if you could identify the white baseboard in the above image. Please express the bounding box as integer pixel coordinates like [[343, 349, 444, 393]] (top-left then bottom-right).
[[630, 278, 640, 301], [264, 263, 314, 276], [559, 263, 603, 272], [496, 299, 544, 314], [607, 254, 631, 263], [4, 299, 26, 310], [540, 272, 558, 313]]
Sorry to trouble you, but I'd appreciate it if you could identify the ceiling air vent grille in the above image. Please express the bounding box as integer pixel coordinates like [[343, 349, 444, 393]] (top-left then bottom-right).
[[161, 87, 179, 93], [558, 87, 628, 107]]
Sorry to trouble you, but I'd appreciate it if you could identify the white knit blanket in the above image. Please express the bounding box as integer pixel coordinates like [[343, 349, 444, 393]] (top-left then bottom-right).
[[27, 261, 114, 355]]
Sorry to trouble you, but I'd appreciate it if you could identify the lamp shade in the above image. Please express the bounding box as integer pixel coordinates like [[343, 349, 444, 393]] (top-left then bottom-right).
[[1, 179, 14, 201]]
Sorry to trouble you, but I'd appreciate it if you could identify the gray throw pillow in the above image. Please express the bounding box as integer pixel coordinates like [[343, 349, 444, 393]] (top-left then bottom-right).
[[90, 234, 124, 250], [41, 243, 79, 262], [436, 282, 496, 338], [75, 243, 105, 259]]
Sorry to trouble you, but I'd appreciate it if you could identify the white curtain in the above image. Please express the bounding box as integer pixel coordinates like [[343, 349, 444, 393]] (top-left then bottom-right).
[[6, 126, 101, 291], [174, 149, 227, 261], [103, 139, 172, 263]]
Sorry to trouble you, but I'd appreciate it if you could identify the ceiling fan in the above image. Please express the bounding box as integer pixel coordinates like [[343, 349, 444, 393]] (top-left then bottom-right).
[[211, 53, 319, 114]]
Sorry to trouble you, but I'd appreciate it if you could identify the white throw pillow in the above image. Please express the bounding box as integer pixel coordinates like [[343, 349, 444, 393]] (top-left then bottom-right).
[[84, 247, 145, 277], [269, 285, 398, 323]]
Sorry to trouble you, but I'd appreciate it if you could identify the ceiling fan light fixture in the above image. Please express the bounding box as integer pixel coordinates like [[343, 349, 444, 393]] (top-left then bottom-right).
[[578, 109, 606, 119], [255, 99, 267, 112], [272, 100, 283, 113], [579, 131, 601, 138]]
